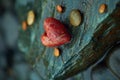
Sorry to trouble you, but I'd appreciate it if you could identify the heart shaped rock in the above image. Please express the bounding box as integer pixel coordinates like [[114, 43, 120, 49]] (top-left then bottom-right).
[[41, 17, 71, 47]]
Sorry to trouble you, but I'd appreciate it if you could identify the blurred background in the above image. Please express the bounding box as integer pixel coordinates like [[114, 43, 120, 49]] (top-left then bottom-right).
[[0, 0, 120, 80], [0, 0, 41, 80]]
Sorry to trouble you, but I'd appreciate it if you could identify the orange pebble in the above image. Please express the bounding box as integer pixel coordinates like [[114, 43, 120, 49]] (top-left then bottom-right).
[[54, 48, 60, 57], [99, 4, 107, 14], [56, 5, 63, 13], [22, 21, 27, 31]]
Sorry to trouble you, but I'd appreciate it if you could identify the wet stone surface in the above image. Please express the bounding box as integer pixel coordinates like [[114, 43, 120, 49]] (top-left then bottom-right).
[[15, 0, 120, 80]]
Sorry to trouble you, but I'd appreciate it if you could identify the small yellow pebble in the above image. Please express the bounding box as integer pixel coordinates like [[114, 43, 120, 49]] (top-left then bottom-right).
[[54, 48, 60, 57], [22, 21, 27, 31], [99, 4, 107, 14], [27, 10, 35, 26], [70, 9, 82, 27]]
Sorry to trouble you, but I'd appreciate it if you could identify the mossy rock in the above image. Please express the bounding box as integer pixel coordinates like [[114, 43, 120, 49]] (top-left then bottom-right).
[[15, 0, 120, 80]]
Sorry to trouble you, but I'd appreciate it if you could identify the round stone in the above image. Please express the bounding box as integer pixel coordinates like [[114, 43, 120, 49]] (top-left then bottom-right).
[[70, 9, 82, 27], [99, 4, 107, 14], [27, 10, 35, 26], [56, 5, 63, 13], [54, 48, 60, 57], [22, 21, 27, 31]]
